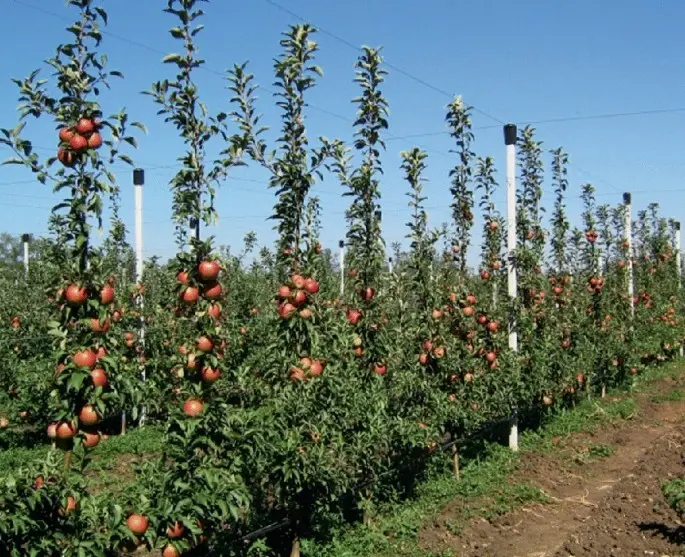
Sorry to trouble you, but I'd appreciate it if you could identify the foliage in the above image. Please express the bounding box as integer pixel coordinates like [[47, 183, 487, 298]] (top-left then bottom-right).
[[447, 96, 475, 272], [0, 3, 683, 555]]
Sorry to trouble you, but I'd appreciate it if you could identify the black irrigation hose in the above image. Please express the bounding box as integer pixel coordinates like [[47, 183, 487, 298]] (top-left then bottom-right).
[[239, 519, 291, 543]]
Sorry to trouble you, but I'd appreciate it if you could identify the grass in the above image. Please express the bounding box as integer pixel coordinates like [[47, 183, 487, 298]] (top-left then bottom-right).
[[570, 442, 615, 465], [0, 425, 163, 495], [85, 427, 163, 493], [521, 397, 638, 453], [662, 477, 685, 517], [0, 442, 50, 471], [650, 388, 685, 403]]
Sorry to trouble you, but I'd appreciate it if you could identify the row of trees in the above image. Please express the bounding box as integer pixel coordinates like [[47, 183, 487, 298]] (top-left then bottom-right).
[[0, 1, 682, 555]]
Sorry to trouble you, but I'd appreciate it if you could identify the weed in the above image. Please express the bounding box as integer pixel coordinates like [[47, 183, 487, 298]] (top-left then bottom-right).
[[662, 478, 685, 517], [650, 389, 684, 403], [571, 442, 614, 465]]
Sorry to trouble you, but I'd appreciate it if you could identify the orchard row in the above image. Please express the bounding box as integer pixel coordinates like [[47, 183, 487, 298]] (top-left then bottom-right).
[[0, 1, 682, 555]]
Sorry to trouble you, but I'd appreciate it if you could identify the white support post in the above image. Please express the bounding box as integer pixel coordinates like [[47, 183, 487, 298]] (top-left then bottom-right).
[[339, 240, 345, 298], [624, 193, 634, 318], [188, 217, 199, 244], [21, 234, 31, 278], [504, 124, 519, 452], [676, 221, 682, 290], [388, 257, 393, 274], [133, 168, 146, 426], [676, 221, 682, 357], [134, 169, 144, 295]]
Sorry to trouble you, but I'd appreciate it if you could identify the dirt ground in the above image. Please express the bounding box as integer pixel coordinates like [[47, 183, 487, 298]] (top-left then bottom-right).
[[420, 373, 685, 557]]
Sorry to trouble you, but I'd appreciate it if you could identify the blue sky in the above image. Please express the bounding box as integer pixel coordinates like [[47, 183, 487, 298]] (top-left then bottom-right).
[[1, 0, 684, 264]]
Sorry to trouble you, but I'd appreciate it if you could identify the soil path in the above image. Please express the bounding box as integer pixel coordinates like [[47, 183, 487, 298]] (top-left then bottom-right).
[[420, 373, 685, 557]]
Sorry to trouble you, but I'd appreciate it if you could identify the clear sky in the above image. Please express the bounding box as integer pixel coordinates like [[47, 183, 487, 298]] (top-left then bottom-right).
[[1, 0, 684, 264]]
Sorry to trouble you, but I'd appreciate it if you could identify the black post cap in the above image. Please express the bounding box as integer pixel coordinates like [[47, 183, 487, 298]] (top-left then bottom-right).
[[375, 210, 382, 221], [623, 192, 631, 205], [676, 221, 681, 231], [338, 240, 344, 248], [21, 233, 31, 243], [189, 217, 198, 228], [133, 168, 145, 186], [503, 124, 517, 146]]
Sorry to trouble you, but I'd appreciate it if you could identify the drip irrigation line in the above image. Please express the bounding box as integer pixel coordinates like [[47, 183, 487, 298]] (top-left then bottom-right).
[[238, 519, 292, 543]]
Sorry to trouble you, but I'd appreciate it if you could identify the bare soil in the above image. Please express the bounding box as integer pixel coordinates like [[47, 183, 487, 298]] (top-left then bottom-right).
[[419, 373, 685, 557]]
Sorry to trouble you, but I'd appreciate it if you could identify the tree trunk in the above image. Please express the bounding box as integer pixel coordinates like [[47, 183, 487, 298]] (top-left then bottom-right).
[[363, 488, 373, 527], [63, 450, 72, 472], [290, 536, 300, 557]]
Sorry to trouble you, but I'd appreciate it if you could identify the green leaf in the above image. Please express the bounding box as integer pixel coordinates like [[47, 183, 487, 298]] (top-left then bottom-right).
[[95, 7, 108, 24], [67, 371, 87, 392], [11, 122, 26, 137], [163, 53, 184, 64], [1, 158, 25, 166], [131, 122, 148, 134]]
